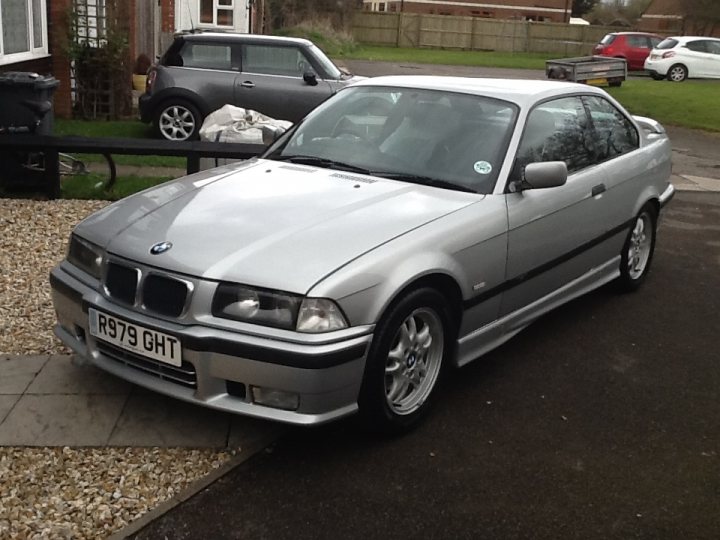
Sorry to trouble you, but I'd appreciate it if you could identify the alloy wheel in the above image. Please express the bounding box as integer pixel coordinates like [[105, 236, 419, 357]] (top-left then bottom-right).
[[159, 105, 196, 141]]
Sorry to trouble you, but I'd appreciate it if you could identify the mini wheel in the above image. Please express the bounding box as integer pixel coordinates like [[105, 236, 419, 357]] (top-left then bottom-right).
[[154, 99, 202, 141]]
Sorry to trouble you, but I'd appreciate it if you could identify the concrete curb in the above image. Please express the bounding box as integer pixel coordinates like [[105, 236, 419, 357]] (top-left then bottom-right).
[[107, 426, 285, 540]]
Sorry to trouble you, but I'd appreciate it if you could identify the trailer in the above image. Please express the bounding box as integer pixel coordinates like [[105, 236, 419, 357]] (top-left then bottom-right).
[[546, 56, 627, 87]]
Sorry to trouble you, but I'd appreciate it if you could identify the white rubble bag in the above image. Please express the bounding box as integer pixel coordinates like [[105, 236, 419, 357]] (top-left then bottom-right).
[[198, 105, 292, 169]]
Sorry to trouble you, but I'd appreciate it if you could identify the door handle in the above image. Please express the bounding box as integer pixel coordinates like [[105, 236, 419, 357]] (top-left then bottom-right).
[[240, 81, 255, 88], [592, 184, 606, 197]]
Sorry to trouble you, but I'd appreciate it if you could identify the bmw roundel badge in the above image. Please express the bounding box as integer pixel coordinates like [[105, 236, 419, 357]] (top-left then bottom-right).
[[150, 241, 173, 255]]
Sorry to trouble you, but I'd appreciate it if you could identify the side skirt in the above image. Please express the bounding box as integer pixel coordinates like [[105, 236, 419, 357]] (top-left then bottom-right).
[[454, 256, 620, 368]]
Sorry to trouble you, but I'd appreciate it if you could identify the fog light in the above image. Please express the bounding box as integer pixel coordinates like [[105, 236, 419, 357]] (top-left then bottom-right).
[[251, 386, 300, 411]]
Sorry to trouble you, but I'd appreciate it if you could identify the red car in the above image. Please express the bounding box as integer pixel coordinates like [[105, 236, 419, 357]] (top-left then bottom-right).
[[593, 32, 664, 71]]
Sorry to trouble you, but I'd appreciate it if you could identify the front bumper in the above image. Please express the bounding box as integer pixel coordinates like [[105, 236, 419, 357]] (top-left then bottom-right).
[[50, 264, 372, 425]]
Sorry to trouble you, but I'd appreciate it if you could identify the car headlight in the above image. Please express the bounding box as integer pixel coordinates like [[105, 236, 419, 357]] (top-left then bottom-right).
[[212, 283, 348, 332], [67, 235, 104, 279]]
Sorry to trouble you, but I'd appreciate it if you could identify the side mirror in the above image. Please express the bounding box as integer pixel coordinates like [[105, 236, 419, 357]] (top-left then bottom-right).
[[303, 70, 318, 86], [522, 161, 568, 190]]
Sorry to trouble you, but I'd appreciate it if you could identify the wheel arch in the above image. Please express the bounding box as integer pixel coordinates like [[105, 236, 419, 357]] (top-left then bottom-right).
[[150, 88, 212, 118]]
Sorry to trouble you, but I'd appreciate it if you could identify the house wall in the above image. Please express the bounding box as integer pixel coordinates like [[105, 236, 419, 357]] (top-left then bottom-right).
[[362, 0, 573, 23]]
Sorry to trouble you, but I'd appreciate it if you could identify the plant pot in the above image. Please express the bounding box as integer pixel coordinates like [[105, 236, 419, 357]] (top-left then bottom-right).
[[132, 74, 147, 92]]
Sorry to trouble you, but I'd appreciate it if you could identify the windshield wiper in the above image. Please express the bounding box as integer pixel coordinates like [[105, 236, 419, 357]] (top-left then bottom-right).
[[270, 155, 372, 175], [372, 172, 477, 194]]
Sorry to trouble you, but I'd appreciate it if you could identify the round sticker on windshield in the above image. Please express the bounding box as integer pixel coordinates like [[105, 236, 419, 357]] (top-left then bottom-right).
[[474, 161, 492, 175]]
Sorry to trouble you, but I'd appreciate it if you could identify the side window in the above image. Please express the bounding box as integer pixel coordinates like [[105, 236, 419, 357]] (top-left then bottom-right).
[[706, 41, 720, 55], [242, 45, 311, 77], [179, 43, 234, 70], [583, 96, 639, 161], [686, 40, 708, 53], [627, 35, 646, 48], [511, 97, 594, 182], [650, 38, 663, 48]]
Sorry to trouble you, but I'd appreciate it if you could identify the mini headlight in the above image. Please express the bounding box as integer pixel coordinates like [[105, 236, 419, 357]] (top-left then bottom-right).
[[296, 298, 348, 333], [212, 283, 302, 330], [67, 235, 104, 279]]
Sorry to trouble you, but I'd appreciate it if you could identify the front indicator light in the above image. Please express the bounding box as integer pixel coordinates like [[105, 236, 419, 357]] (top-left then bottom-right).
[[296, 298, 348, 333]]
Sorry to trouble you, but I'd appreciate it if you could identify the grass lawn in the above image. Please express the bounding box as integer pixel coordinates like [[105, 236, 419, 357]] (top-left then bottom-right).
[[605, 79, 720, 132], [338, 45, 548, 70]]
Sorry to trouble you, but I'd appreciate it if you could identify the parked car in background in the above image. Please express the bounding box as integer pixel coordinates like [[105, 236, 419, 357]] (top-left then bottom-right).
[[645, 36, 720, 81], [593, 32, 664, 71], [139, 32, 364, 141], [52, 77, 674, 433]]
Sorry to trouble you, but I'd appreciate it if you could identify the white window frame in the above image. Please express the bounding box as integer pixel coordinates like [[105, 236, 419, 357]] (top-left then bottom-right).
[[0, 0, 49, 66], [174, 0, 249, 34], [199, 0, 235, 29]]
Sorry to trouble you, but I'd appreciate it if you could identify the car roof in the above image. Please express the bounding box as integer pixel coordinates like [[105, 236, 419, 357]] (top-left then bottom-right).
[[178, 32, 313, 47], [352, 76, 609, 108], [667, 35, 720, 42], [610, 31, 662, 37]]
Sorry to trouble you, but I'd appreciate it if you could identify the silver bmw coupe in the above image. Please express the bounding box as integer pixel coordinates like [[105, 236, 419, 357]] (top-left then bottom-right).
[[51, 76, 674, 433]]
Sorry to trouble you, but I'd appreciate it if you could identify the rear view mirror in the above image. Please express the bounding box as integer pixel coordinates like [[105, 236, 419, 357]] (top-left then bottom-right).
[[523, 161, 568, 190], [303, 71, 318, 86]]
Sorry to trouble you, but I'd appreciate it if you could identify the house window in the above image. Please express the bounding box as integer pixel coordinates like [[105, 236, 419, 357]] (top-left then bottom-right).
[[200, 0, 234, 27], [378, 3, 386, 12], [0, 0, 48, 65]]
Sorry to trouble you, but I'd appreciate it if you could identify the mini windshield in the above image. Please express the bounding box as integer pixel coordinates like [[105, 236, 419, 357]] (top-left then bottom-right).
[[265, 86, 518, 194]]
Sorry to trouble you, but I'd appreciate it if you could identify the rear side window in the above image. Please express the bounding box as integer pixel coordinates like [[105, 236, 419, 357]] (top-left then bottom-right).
[[627, 35, 649, 48], [177, 42, 234, 70], [600, 34, 617, 45], [583, 96, 639, 161], [242, 45, 312, 77], [657, 38, 678, 50], [707, 41, 720, 54]]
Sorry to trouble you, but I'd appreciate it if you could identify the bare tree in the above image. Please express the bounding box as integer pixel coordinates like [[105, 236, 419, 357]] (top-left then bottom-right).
[[682, 0, 720, 35]]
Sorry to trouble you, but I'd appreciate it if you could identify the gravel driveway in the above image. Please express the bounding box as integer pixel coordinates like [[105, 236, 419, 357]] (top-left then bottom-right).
[[0, 199, 232, 539]]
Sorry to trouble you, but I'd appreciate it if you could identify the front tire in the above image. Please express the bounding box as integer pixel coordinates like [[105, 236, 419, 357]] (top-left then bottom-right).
[[154, 99, 202, 141], [358, 288, 454, 434], [667, 64, 688, 82], [618, 205, 657, 292]]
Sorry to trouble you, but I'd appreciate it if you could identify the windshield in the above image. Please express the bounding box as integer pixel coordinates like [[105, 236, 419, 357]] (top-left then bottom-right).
[[264, 86, 518, 194], [309, 44, 342, 79]]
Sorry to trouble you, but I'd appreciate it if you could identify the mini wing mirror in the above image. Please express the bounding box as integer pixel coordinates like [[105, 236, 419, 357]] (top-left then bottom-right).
[[303, 70, 318, 86], [521, 161, 568, 191]]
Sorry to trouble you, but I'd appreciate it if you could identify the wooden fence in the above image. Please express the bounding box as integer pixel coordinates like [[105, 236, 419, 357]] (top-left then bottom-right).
[[352, 12, 624, 56]]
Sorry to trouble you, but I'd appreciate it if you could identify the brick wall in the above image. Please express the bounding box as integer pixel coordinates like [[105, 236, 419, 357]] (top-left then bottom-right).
[[49, 0, 73, 118], [161, 0, 175, 33], [0, 57, 53, 75]]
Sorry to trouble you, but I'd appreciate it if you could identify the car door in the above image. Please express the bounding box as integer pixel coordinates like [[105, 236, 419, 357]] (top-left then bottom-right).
[[234, 43, 335, 122], [173, 40, 240, 112], [501, 97, 610, 322], [704, 40, 720, 78], [683, 40, 713, 77], [626, 35, 652, 70]]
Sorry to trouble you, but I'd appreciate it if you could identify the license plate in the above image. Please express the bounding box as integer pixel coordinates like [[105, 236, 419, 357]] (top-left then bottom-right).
[[586, 78, 608, 86], [89, 309, 182, 367]]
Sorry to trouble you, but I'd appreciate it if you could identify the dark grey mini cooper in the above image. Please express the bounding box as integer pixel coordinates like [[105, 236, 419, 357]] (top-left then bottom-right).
[[139, 32, 364, 141]]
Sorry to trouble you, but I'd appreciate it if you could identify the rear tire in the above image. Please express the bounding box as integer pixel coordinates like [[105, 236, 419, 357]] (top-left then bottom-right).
[[667, 64, 688, 82], [154, 99, 202, 141], [358, 288, 454, 434], [617, 204, 657, 292]]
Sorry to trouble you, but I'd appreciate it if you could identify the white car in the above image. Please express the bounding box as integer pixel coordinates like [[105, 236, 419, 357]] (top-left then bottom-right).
[[644, 36, 720, 81]]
